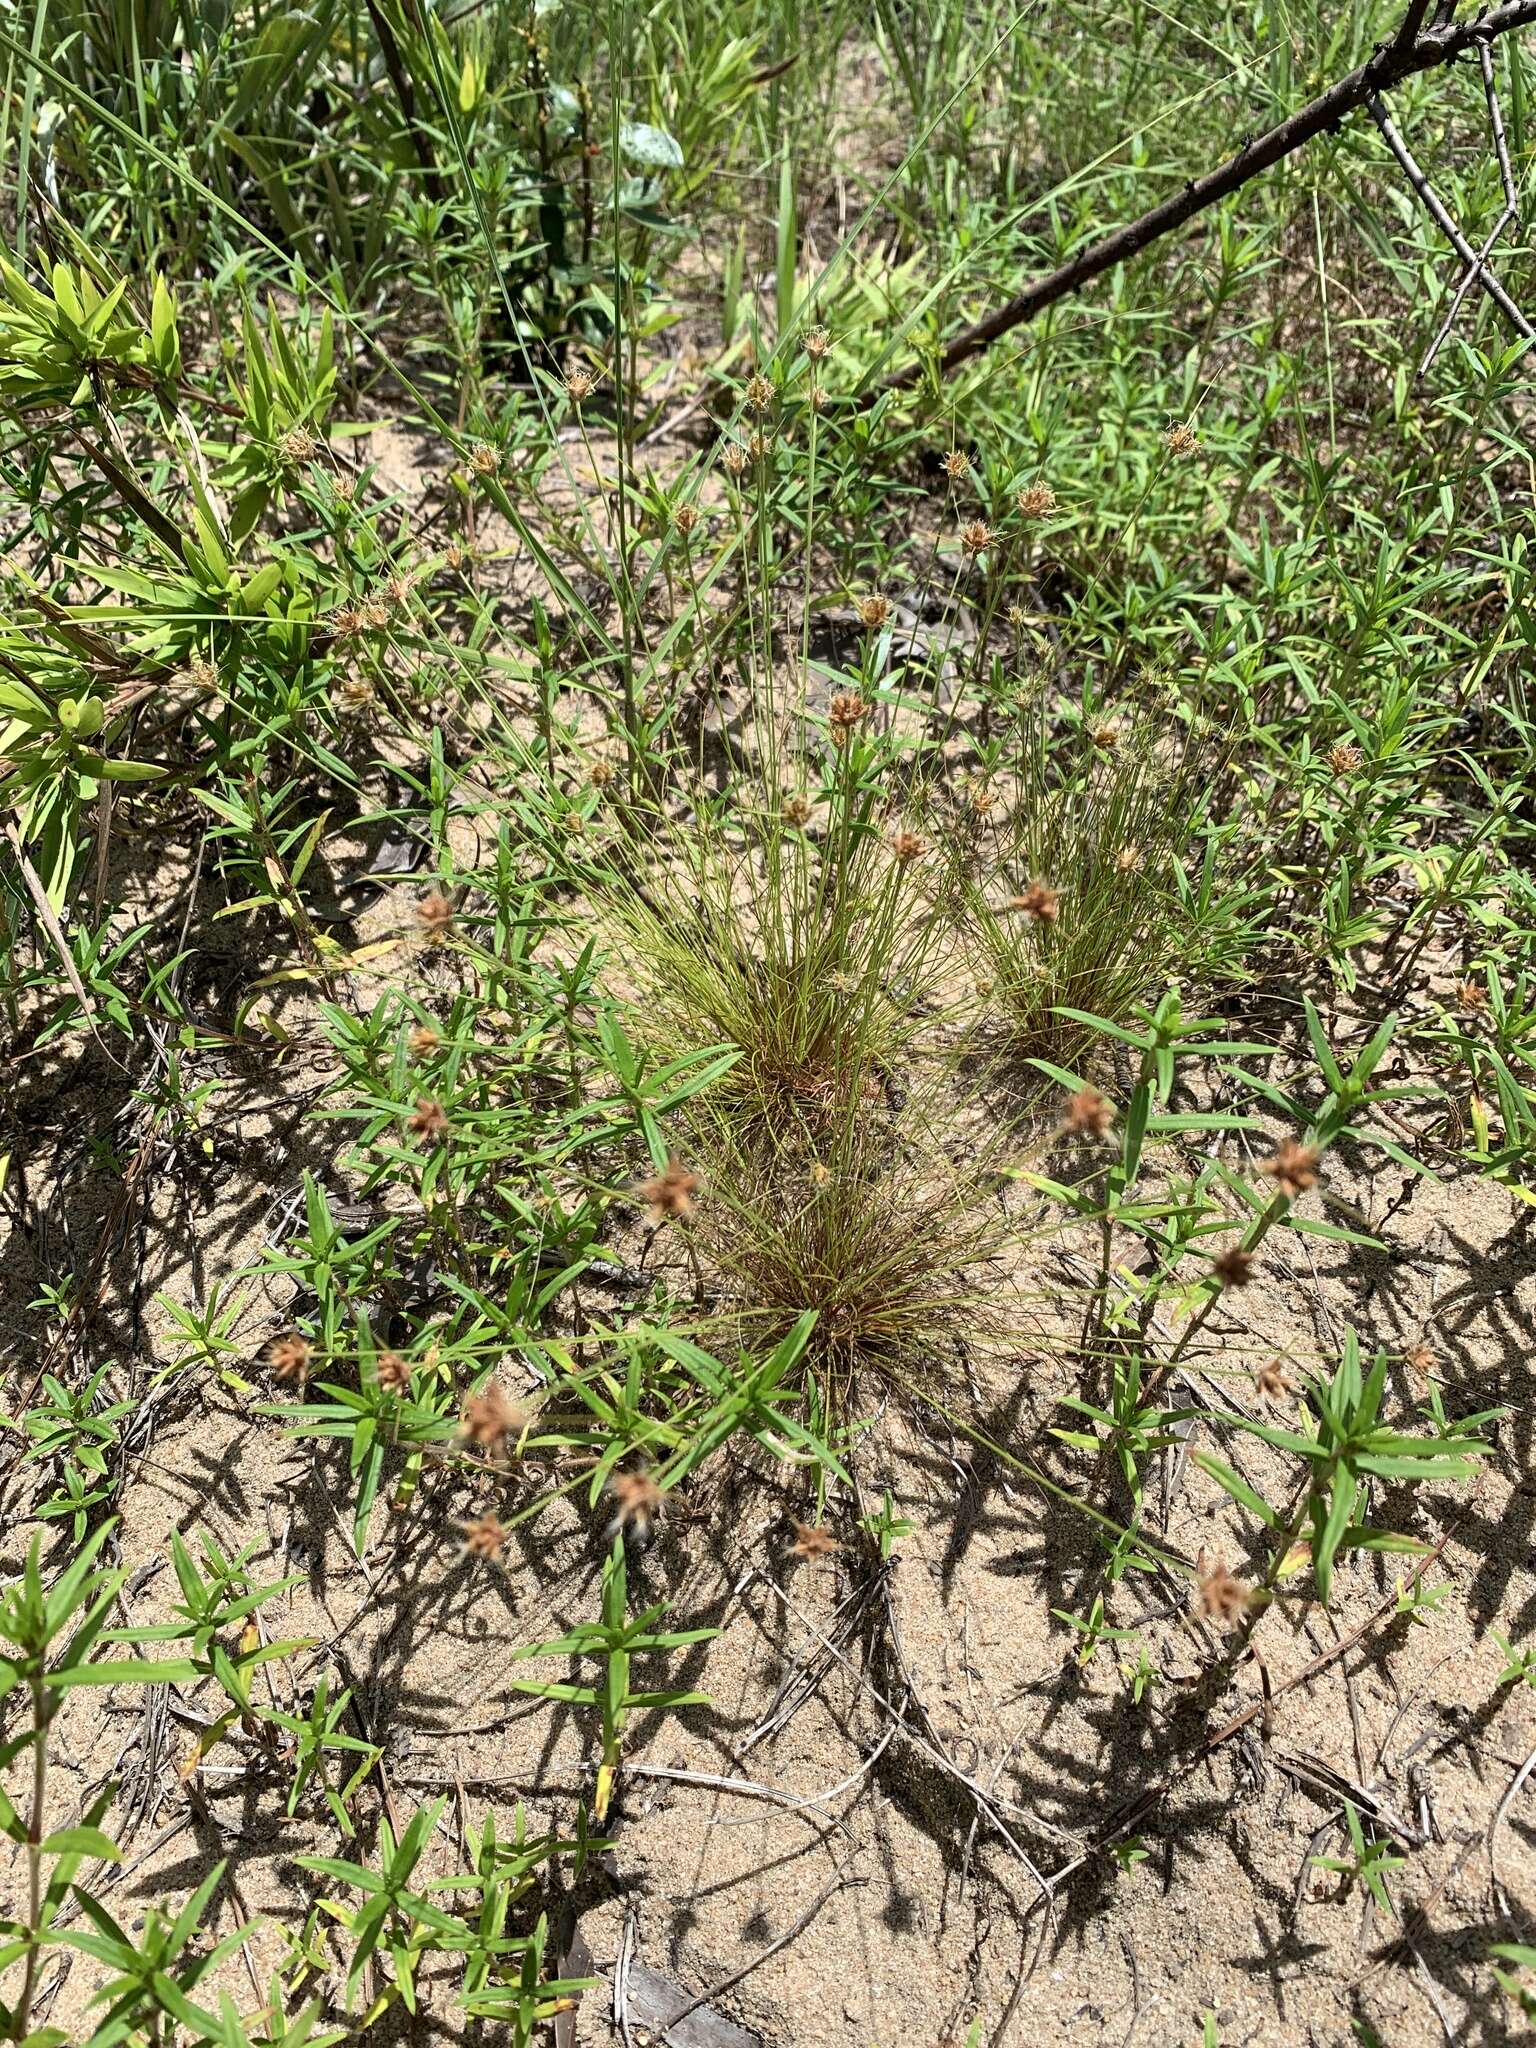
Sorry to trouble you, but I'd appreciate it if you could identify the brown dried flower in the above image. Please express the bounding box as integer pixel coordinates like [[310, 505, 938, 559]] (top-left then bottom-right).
[[745, 371, 775, 414], [1456, 979, 1487, 1013], [1196, 1558, 1250, 1626], [641, 1156, 699, 1223], [468, 442, 500, 477], [828, 690, 870, 740], [672, 503, 699, 538], [1327, 741, 1363, 777], [376, 1351, 412, 1393], [959, 519, 996, 559], [408, 1023, 441, 1058], [461, 1383, 521, 1457], [789, 1520, 842, 1560], [335, 675, 376, 714], [1254, 1360, 1292, 1404], [332, 476, 355, 505], [408, 1096, 450, 1142], [1212, 1245, 1255, 1289], [1015, 481, 1056, 518], [461, 1513, 507, 1560], [1264, 1139, 1320, 1197], [1114, 843, 1143, 875], [1403, 1341, 1438, 1375], [857, 593, 892, 631], [1089, 721, 1119, 750], [266, 1331, 311, 1384], [278, 425, 318, 467], [1164, 420, 1199, 457], [889, 828, 927, 864], [564, 368, 596, 403], [803, 325, 832, 359], [782, 793, 812, 828], [721, 443, 749, 478], [416, 889, 455, 937], [1061, 1086, 1114, 1139], [1009, 880, 1059, 923], [607, 1469, 664, 1542], [588, 760, 615, 789], [940, 449, 971, 482]]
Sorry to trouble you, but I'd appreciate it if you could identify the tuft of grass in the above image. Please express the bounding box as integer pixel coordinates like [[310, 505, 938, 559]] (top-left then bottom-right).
[[956, 707, 1243, 1069]]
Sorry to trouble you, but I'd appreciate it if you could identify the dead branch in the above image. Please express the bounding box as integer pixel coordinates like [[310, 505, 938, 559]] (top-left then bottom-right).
[[880, 0, 1536, 391]]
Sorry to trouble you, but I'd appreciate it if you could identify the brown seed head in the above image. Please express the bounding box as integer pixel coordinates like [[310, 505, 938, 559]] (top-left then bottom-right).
[[745, 371, 775, 414], [1212, 1245, 1255, 1289], [330, 604, 365, 639], [385, 573, 413, 611], [940, 449, 971, 482], [721, 443, 749, 478], [641, 1156, 699, 1223], [408, 1023, 441, 1058], [335, 675, 375, 714], [461, 1383, 521, 1456], [1456, 979, 1487, 1013], [803, 325, 832, 359], [828, 690, 870, 739], [968, 781, 996, 814], [560, 810, 585, 837], [790, 1520, 842, 1560], [857, 593, 892, 631], [960, 519, 996, 559], [186, 655, 219, 694], [588, 760, 615, 789], [1089, 721, 1119, 750], [1061, 1086, 1114, 1139], [444, 542, 466, 570], [889, 828, 927, 864], [1164, 421, 1199, 457], [1015, 481, 1057, 518], [1327, 741, 1363, 777], [1196, 1558, 1250, 1626], [408, 1095, 450, 1141], [266, 1331, 311, 1384], [469, 442, 500, 477], [376, 1351, 412, 1393], [461, 1513, 507, 1560], [1254, 1359, 1292, 1404], [1115, 843, 1143, 875], [1006, 604, 1026, 627], [1009, 880, 1059, 923], [564, 368, 596, 403], [607, 1468, 664, 1542], [672, 503, 699, 537], [332, 476, 355, 505], [809, 384, 828, 413], [278, 425, 318, 467], [416, 889, 455, 936], [782, 793, 812, 828], [1264, 1138, 1320, 1197], [1404, 1341, 1438, 1375]]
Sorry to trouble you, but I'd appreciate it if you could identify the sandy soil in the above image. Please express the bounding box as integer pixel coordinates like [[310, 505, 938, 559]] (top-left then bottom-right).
[[3, 806, 1532, 2048]]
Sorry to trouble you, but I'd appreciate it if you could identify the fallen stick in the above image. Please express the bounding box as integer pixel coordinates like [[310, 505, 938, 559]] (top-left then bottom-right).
[[881, 0, 1536, 391]]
